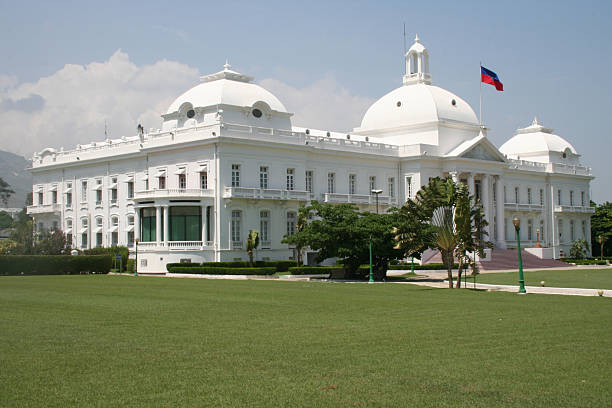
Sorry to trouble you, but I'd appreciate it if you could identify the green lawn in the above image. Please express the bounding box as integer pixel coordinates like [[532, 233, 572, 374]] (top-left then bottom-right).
[[1, 276, 610, 407], [475, 269, 612, 290]]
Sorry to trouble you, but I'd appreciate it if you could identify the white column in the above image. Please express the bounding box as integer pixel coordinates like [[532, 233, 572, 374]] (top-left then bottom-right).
[[467, 173, 475, 197], [134, 209, 140, 241], [201, 205, 207, 245], [495, 176, 506, 249], [155, 206, 162, 246], [481, 174, 490, 239], [449, 170, 459, 183], [163, 205, 169, 245]]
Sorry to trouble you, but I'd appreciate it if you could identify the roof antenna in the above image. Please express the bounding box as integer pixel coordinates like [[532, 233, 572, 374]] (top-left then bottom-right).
[[104, 120, 108, 140], [403, 22, 407, 55]]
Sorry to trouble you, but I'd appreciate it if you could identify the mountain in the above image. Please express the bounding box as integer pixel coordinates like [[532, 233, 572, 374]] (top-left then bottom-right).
[[0, 150, 32, 208]]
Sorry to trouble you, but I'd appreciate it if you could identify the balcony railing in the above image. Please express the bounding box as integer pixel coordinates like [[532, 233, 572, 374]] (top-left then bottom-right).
[[168, 241, 203, 249], [504, 202, 544, 212], [134, 188, 214, 200], [554, 205, 595, 214], [321, 193, 398, 206], [223, 187, 309, 201], [26, 203, 62, 215]]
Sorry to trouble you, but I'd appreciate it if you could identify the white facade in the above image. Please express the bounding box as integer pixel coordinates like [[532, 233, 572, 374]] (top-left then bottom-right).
[[28, 38, 594, 272]]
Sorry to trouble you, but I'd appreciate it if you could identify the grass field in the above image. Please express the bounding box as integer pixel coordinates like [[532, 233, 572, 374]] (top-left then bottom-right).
[[1, 276, 611, 407], [475, 269, 612, 290]]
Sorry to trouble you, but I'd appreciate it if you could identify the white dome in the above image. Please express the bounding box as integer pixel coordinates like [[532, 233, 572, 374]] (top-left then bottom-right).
[[500, 118, 577, 156], [166, 65, 287, 114], [358, 83, 479, 130]]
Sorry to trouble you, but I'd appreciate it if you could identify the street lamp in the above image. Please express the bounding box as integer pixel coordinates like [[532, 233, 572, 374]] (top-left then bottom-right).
[[369, 189, 383, 284], [512, 217, 526, 294], [134, 238, 139, 276]]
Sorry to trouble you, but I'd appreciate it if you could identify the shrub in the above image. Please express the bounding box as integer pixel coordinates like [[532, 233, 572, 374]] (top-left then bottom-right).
[[167, 266, 276, 275], [84, 246, 129, 272], [0, 255, 112, 275], [126, 259, 135, 273], [167, 260, 296, 273], [560, 258, 607, 265], [569, 239, 589, 259], [389, 263, 459, 270]]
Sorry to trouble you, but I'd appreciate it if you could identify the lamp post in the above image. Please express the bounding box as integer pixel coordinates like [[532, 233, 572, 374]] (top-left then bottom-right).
[[368, 189, 383, 284], [512, 217, 526, 294], [535, 229, 541, 248], [134, 238, 139, 276]]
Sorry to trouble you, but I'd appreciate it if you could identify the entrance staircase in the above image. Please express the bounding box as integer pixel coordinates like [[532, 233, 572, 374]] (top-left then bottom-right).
[[422, 249, 570, 271]]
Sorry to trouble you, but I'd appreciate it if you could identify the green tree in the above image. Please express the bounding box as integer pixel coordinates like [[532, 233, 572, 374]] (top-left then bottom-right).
[[35, 228, 70, 255], [285, 201, 401, 280], [282, 205, 310, 266], [569, 239, 589, 259], [246, 230, 259, 266], [0, 211, 13, 229], [590, 201, 612, 257], [0, 177, 15, 206], [9, 209, 34, 254]]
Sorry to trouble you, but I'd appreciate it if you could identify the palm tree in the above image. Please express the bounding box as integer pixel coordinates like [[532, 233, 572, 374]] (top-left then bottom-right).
[[431, 205, 457, 288], [246, 230, 259, 266]]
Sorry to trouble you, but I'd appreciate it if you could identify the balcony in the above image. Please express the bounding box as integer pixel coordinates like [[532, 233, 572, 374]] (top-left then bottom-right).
[[321, 193, 398, 206], [554, 205, 595, 214], [134, 188, 214, 200], [27, 203, 62, 215], [136, 241, 214, 251], [504, 202, 544, 213], [223, 187, 309, 201]]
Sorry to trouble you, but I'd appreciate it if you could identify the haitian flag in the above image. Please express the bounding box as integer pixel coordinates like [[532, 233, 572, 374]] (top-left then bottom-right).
[[481, 66, 503, 91]]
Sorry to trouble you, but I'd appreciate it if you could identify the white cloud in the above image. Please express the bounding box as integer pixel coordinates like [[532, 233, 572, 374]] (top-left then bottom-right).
[[0, 50, 200, 156], [259, 76, 374, 132]]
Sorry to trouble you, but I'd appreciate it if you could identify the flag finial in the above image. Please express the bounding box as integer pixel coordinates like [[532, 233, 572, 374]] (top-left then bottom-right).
[[532, 116, 540, 126], [414, 33, 420, 43], [224, 60, 231, 70]]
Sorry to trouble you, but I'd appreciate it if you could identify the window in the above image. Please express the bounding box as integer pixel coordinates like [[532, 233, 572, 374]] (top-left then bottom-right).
[[38, 191, 43, 205], [349, 174, 356, 195], [557, 189, 562, 205], [111, 231, 118, 245], [581, 191, 585, 206], [369, 176, 376, 193], [570, 220, 575, 240], [305, 171, 313, 193], [96, 232, 103, 247], [558, 219, 563, 240], [259, 166, 268, 189], [158, 176, 166, 190], [528, 219, 533, 241], [388, 177, 395, 198], [260, 210, 270, 243], [112, 216, 119, 228], [52, 190, 57, 204], [52, 221, 58, 231], [96, 217, 103, 228], [287, 212, 297, 236], [514, 187, 519, 204], [406, 176, 412, 199], [540, 189, 544, 206], [178, 174, 186, 189], [170, 206, 201, 241], [140, 208, 157, 242], [570, 191, 574, 206], [81, 180, 87, 202], [527, 188, 532, 204], [128, 215, 134, 225], [200, 171, 208, 189], [127, 231, 134, 247], [144, 176, 149, 191], [503, 185, 507, 203], [286, 168, 295, 191], [110, 187, 118, 204], [582, 220, 586, 238], [66, 192, 72, 208], [127, 181, 134, 198], [66, 219, 72, 229], [81, 233, 88, 248], [493, 183, 496, 203], [327, 172, 336, 193], [540, 220, 545, 242], [96, 187, 102, 206], [231, 210, 241, 243], [82, 218, 88, 229], [232, 164, 241, 187], [66, 234, 72, 247]]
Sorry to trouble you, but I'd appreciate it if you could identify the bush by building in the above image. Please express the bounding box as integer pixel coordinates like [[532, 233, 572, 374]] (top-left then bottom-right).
[[167, 266, 276, 275], [0, 255, 112, 275]]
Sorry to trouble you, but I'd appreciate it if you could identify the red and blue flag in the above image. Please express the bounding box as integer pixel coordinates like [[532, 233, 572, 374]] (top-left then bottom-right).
[[481, 66, 503, 91]]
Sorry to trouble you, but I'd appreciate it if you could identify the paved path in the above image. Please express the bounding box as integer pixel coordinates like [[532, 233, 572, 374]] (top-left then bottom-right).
[[404, 280, 611, 297]]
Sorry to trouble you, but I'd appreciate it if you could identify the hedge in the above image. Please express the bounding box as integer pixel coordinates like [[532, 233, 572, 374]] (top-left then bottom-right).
[[288, 266, 340, 275], [389, 263, 459, 270], [560, 258, 608, 265], [167, 266, 277, 275], [0, 255, 112, 275], [84, 246, 129, 272], [166, 260, 296, 273]]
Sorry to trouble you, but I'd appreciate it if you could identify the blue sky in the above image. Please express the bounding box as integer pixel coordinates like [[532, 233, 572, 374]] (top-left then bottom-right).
[[0, 0, 611, 202]]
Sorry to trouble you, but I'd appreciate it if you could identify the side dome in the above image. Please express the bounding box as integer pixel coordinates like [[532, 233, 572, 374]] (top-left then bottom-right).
[[166, 64, 288, 114], [358, 83, 478, 131]]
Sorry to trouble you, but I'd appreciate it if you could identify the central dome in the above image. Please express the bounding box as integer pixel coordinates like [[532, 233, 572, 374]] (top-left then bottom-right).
[[358, 83, 478, 131]]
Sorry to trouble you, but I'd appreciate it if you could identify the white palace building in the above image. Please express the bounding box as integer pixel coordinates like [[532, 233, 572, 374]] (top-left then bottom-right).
[[28, 37, 594, 272]]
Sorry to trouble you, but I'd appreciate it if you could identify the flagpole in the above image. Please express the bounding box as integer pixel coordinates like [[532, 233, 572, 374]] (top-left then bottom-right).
[[479, 62, 482, 126]]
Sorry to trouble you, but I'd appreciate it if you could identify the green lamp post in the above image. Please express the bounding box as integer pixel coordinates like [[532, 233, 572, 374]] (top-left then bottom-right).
[[134, 238, 139, 277], [368, 189, 383, 284], [513, 217, 526, 294]]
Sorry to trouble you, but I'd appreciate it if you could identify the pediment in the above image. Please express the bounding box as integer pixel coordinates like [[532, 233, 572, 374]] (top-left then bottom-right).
[[462, 143, 505, 162]]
